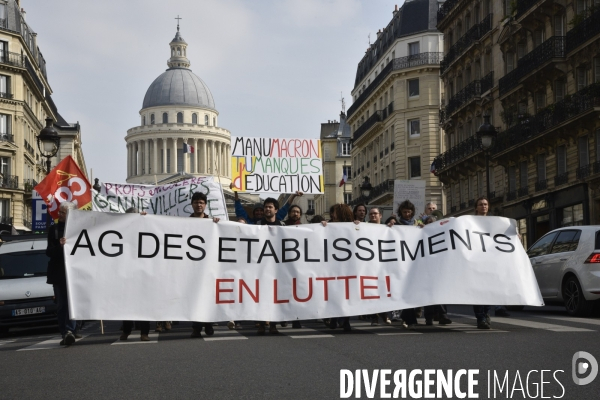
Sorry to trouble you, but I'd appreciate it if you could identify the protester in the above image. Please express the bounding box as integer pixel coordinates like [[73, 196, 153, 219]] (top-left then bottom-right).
[[353, 203, 367, 222], [255, 197, 286, 335], [119, 208, 152, 341], [322, 204, 358, 331], [418, 202, 437, 223], [189, 192, 220, 338], [231, 184, 301, 224], [471, 196, 510, 328], [46, 201, 80, 346], [364, 207, 391, 326], [284, 205, 303, 225], [236, 216, 247, 224], [387, 200, 421, 328], [367, 207, 383, 225], [310, 215, 325, 224]]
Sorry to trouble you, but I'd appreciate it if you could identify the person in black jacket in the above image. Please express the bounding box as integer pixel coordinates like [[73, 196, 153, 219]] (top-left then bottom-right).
[[46, 201, 78, 346]]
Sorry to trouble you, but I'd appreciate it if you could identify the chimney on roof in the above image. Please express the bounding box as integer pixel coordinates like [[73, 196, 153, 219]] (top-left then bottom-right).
[[377, 29, 382, 38], [21, 8, 26, 21], [393, 4, 398, 15]]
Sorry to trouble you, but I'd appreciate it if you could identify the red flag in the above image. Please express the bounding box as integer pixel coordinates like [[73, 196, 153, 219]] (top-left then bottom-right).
[[34, 155, 92, 220]]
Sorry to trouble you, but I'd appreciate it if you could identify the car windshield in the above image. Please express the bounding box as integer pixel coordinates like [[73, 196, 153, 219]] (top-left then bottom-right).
[[0, 251, 48, 279]]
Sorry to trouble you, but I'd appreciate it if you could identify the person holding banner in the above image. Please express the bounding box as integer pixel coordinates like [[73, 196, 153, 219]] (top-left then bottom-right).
[[231, 184, 302, 224], [353, 204, 367, 223], [321, 204, 358, 332], [284, 205, 303, 226], [46, 201, 79, 346], [189, 192, 221, 338], [255, 197, 286, 335]]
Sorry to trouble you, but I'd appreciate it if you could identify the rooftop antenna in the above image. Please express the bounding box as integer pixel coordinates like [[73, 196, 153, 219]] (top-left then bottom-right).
[[368, 33, 371, 45], [340, 92, 345, 114], [175, 15, 182, 31]]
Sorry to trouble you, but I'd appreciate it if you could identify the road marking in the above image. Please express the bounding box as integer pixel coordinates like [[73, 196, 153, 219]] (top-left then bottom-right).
[[539, 316, 600, 326], [0, 340, 15, 345], [289, 334, 334, 339], [464, 330, 509, 333], [376, 332, 422, 336], [112, 332, 159, 345], [17, 334, 88, 351], [204, 336, 247, 341], [449, 313, 595, 332]]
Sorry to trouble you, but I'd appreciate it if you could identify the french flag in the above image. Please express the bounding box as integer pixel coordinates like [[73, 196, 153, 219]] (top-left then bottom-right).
[[339, 170, 347, 187], [183, 143, 195, 153]]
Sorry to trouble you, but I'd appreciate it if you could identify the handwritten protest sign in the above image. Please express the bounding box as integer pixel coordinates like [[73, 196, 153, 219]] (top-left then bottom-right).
[[92, 176, 228, 219], [65, 211, 543, 321], [393, 180, 426, 216], [230, 136, 324, 194]]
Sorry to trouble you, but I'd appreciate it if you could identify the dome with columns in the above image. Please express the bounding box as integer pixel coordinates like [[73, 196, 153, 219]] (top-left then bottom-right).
[[125, 25, 231, 186]]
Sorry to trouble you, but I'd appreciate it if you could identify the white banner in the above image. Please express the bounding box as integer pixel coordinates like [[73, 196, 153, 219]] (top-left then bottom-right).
[[91, 177, 228, 219], [64, 211, 543, 321]]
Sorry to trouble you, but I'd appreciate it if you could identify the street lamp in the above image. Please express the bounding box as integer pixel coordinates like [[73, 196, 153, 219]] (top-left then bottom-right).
[[360, 176, 372, 204], [37, 117, 60, 174], [477, 114, 497, 200]]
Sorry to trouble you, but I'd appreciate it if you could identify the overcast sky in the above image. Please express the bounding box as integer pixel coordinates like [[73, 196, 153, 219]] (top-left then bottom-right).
[[25, 0, 404, 183]]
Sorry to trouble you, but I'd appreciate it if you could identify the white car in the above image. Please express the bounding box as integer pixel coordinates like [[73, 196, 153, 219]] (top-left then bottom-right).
[[527, 226, 600, 316], [0, 235, 57, 334]]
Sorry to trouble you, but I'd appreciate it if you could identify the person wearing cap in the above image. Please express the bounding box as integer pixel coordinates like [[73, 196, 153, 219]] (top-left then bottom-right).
[[230, 184, 301, 224]]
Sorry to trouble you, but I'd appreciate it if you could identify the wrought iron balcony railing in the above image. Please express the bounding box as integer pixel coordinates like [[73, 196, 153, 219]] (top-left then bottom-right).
[[0, 91, 13, 99], [0, 216, 12, 225], [24, 179, 38, 192], [437, 0, 462, 23], [492, 82, 600, 155], [0, 51, 25, 68], [0, 133, 13, 143], [348, 53, 442, 117], [444, 72, 493, 117], [432, 134, 480, 173], [555, 172, 569, 186], [535, 179, 548, 192], [499, 36, 565, 96], [440, 14, 493, 74], [353, 104, 395, 142], [566, 7, 600, 54], [507, 190, 517, 201], [348, 179, 395, 206], [576, 164, 592, 179], [518, 187, 529, 197], [24, 140, 35, 156], [515, 0, 541, 20], [0, 175, 18, 189]]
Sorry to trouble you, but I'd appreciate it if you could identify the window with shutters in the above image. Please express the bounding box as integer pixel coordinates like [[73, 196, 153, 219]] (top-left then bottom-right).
[[408, 42, 420, 56], [535, 91, 546, 111], [537, 154, 546, 181], [520, 161, 528, 189], [506, 52, 514, 73], [576, 0, 586, 14], [557, 145, 567, 174], [579, 135, 589, 167], [555, 81, 565, 102], [554, 15, 564, 36], [509, 166, 517, 192], [596, 129, 600, 163], [517, 44, 526, 60], [534, 30, 544, 48], [577, 67, 587, 91], [594, 58, 600, 83]]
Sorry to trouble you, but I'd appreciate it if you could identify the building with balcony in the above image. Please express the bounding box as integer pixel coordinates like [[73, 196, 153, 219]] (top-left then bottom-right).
[[434, 0, 600, 247], [0, 0, 86, 232], [125, 25, 231, 187], [347, 0, 444, 210], [314, 111, 352, 220]]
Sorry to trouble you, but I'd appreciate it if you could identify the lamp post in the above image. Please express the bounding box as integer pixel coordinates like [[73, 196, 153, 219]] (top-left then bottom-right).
[[37, 117, 60, 174], [477, 114, 497, 200], [360, 176, 373, 205]]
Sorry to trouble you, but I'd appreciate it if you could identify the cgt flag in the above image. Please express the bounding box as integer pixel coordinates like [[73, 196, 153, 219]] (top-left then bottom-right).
[[34, 155, 92, 220]]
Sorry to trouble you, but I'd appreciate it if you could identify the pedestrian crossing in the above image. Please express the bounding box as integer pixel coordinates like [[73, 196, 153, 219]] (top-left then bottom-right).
[[1, 314, 598, 352]]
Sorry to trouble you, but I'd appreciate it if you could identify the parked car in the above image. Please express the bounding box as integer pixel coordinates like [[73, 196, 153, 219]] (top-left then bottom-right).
[[526, 226, 600, 316], [0, 234, 57, 334]]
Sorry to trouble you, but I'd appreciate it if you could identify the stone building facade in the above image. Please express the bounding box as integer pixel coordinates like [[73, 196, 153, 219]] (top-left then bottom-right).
[[347, 0, 445, 212], [434, 0, 600, 247]]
